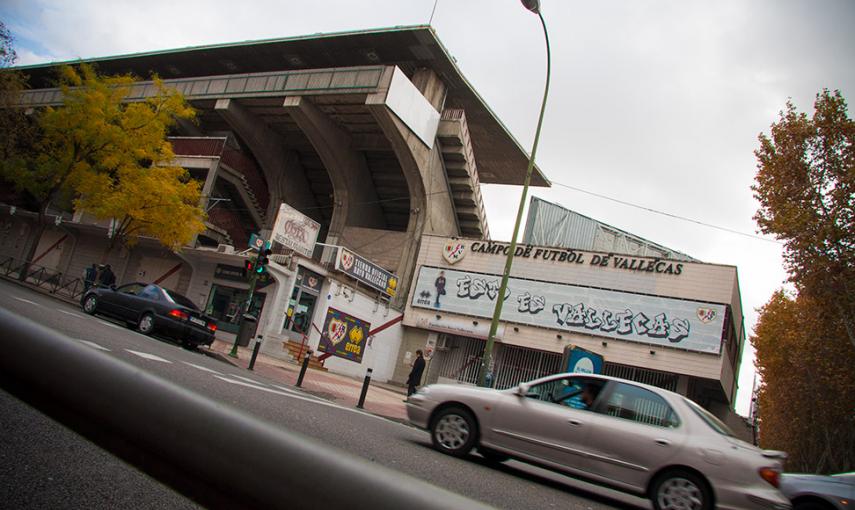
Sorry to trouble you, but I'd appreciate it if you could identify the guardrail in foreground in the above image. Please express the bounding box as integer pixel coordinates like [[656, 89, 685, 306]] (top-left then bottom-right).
[[0, 309, 492, 510]]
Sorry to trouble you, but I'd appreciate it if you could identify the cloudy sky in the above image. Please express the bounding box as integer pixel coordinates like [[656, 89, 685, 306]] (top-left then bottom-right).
[[3, 0, 854, 414]]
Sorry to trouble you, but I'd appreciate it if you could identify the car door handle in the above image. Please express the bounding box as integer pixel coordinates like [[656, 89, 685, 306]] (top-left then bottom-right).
[[568, 419, 583, 426], [655, 439, 670, 446]]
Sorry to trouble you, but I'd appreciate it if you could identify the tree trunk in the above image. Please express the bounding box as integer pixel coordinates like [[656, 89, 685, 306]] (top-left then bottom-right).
[[17, 212, 47, 282]]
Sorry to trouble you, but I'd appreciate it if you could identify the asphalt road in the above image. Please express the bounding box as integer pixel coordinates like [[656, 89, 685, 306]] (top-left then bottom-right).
[[0, 278, 648, 510]]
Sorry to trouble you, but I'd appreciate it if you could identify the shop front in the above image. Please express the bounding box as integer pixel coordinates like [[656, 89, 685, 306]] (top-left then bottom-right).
[[203, 263, 271, 334]]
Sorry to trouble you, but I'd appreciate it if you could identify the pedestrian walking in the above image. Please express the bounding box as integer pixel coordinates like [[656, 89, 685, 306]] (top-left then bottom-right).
[[406, 349, 426, 397], [83, 263, 97, 291], [98, 264, 116, 288]]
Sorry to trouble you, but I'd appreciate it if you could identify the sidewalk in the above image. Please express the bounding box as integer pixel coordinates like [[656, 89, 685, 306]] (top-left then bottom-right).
[[203, 339, 410, 422]]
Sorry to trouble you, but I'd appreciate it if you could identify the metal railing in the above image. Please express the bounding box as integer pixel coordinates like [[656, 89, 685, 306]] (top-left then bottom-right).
[[0, 309, 492, 509], [0, 256, 85, 301]]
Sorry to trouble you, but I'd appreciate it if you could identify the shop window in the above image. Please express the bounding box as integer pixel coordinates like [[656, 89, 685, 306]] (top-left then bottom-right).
[[205, 284, 266, 334]]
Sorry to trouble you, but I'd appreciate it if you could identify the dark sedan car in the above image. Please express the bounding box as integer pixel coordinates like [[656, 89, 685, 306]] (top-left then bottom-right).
[[81, 283, 217, 348]]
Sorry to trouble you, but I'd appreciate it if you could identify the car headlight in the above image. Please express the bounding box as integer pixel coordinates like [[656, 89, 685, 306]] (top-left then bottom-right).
[[415, 386, 431, 396]]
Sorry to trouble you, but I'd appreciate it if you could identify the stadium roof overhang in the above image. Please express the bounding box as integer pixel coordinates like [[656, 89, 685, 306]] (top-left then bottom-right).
[[17, 25, 550, 188]]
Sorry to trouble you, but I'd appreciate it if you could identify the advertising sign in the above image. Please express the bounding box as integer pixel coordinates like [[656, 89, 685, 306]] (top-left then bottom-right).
[[562, 345, 605, 375], [317, 307, 371, 364], [336, 248, 399, 297], [411, 266, 726, 354], [270, 203, 320, 257]]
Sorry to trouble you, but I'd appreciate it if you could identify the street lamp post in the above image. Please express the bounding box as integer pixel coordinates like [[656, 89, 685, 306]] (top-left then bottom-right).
[[478, 0, 551, 387]]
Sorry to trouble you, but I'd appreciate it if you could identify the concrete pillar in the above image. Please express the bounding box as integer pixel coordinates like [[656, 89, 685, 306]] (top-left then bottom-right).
[[411, 68, 447, 112], [214, 98, 320, 227], [365, 69, 456, 307], [282, 96, 386, 233]]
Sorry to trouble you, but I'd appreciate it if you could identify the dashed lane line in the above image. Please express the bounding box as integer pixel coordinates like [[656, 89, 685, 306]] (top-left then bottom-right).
[[125, 350, 172, 363], [229, 374, 267, 386], [58, 309, 85, 319], [182, 362, 223, 375], [75, 339, 110, 351], [13, 297, 40, 306], [98, 320, 125, 331], [214, 376, 389, 422]]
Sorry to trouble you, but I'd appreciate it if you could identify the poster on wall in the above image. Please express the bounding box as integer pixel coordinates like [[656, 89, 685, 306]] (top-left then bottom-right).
[[410, 266, 726, 355], [317, 307, 372, 363]]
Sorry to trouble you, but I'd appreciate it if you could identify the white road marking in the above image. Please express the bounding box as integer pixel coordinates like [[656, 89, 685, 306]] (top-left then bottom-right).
[[59, 309, 85, 319], [125, 350, 172, 363], [76, 339, 110, 351], [182, 362, 223, 375], [230, 374, 267, 386], [214, 376, 388, 422], [13, 297, 40, 306], [98, 320, 125, 331]]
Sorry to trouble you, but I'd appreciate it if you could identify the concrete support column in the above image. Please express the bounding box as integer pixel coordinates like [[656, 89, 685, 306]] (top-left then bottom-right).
[[366, 70, 456, 307], [283, 96, 386, 233], [214, 98, 319, 227], [411, 68, 448, 112]]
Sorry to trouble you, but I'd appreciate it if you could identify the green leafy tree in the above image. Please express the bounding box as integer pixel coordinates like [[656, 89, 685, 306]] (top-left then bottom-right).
[[751, 290, 855, 473], [753, 89, 855, 348], [1, 63, 203, 265]]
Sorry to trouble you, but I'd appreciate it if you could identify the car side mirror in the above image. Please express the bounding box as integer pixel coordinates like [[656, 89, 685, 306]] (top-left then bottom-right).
[[110, 285, 117, 290], [516, 383, 530, 397]]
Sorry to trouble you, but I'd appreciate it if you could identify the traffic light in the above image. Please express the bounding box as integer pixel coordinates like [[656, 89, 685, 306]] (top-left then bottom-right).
[[244, 258, 254, 277], [255, 248, 272, 274]]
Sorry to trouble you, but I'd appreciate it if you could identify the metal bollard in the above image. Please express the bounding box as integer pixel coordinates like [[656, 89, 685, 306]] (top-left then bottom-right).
[[356, 368, 373, 409], [248, 335, 263, 371], [296, 349, 312, 388]]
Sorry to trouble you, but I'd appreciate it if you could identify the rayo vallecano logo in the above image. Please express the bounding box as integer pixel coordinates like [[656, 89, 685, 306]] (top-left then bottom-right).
[[340, 249, 355, 271], [696, 307, 717, 324], [443, 239, 466, 264]]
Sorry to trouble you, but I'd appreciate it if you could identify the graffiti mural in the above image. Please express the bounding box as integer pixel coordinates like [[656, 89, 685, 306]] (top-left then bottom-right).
[[410, 266, 726, 354]]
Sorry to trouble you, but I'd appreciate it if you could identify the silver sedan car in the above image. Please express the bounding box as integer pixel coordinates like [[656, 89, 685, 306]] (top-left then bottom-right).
[[407, 373, 791, 510]]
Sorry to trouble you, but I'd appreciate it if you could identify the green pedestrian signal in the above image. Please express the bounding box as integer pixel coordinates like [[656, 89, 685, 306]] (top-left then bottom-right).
[[255, 248, 272, 274]]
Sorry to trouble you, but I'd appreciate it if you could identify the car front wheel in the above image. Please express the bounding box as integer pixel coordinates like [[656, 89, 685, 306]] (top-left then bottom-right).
[[82, 295, 98, 315], [430, 406, 477, 458], [138, 313, 155, 336], [651, 470, 712, 510]]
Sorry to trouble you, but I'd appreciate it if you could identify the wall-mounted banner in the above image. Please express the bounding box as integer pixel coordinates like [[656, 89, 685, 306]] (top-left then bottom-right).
[[270, 203, 320, 257], [336, 248, 399, 297], [411, 266, 725, 354], [317, 307, 371, 364]]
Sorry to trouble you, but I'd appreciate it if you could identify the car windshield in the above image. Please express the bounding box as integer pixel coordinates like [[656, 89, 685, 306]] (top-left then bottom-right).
[[683, 397, 736, 437], [163, 289, 199, 310]]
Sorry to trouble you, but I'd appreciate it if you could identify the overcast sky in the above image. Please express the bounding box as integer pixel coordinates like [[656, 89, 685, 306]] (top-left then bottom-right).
[[3, 0, 854, 415]]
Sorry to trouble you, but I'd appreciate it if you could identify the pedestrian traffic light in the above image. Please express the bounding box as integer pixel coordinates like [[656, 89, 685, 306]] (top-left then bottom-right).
[[255, 248, 272, 274], [244, 258, 254, 277]]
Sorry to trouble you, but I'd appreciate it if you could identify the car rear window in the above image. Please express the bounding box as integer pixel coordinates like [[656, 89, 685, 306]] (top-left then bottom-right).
[[684, 397, 736, 437], [163, 289, 199, 310]]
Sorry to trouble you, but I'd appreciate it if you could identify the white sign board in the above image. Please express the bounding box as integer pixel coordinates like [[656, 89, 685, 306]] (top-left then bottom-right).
[[411, 266, 726, 354], [270, 203, 320, 258]]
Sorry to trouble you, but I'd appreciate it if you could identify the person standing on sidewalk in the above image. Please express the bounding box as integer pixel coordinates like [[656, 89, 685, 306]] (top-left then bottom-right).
[[98, 264, 116, 288], [83, 263, 97, 291], [406, 350, 426, 397]]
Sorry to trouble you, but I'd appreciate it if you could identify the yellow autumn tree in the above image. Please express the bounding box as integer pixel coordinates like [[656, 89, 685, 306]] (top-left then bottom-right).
[[1, 63, 203, 264], [751, 290, 855, 473]]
